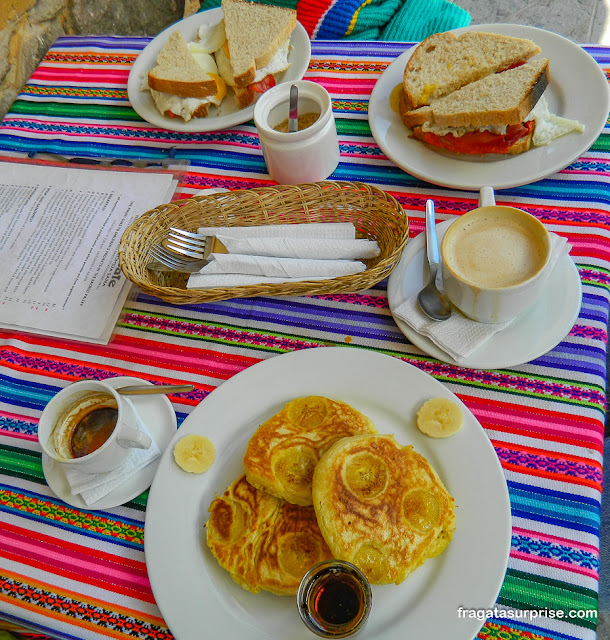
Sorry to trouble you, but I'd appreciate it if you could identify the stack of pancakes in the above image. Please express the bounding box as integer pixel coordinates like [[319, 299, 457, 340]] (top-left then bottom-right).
[[206, 396, 455, 594]]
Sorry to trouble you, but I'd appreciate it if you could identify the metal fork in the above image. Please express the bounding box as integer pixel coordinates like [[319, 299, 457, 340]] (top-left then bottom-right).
[[147, 229, 227, 273], [147, 244, 208, 273]]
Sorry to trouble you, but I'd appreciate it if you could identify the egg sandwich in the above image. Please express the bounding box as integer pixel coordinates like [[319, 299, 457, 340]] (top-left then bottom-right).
[[215, 0, 297, 108], [399, 31, 584, 155], [147, 31, 226, 121]]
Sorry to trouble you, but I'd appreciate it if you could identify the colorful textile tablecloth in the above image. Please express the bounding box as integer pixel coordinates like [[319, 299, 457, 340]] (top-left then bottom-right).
[[0, 36, 608, 640]]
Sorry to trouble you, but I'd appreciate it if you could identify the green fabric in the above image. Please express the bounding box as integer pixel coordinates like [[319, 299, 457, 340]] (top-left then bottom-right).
[[381, 0, 471, 40], [198, 0, 471, 41]]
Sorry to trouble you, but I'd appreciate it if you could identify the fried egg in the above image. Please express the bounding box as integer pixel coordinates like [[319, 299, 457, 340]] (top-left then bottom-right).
[[196, 20, 226, 54], [528, 95, 585, 146], [187, 42, 219, 76]]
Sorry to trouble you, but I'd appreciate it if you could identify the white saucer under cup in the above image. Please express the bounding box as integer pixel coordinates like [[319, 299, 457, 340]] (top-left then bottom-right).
[[41, 376, 177, 511], [387, 221, 582, 369]]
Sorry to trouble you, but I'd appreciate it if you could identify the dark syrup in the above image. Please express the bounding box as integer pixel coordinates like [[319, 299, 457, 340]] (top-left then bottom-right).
[[69, 407, 118, 458], [309, 571, 365, 631]]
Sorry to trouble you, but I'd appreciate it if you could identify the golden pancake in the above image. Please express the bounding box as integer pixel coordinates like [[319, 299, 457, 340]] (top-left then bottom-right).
[[206, 475, 332, 595], [243, 396, 377, 506], [312, 434, 456, 585]]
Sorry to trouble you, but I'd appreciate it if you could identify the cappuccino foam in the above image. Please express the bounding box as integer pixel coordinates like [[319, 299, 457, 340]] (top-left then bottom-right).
[[443, 208, 549, 289]]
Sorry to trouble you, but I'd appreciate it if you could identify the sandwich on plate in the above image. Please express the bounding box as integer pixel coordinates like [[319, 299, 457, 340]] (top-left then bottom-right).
[[215, 0, 297, 108], [398, 31, 584, 156], [147, 31, 227, 122], [143, 0, 296, 121]]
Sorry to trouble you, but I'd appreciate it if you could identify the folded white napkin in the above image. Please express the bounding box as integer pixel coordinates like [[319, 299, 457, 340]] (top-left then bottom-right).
[[393, 233, 570, 363], [186, 274, 331, 289], [215, 236, 380, 260], [63, 398, 161, 506], [197, 222, 356, 239], [199, 253, 366, 278]]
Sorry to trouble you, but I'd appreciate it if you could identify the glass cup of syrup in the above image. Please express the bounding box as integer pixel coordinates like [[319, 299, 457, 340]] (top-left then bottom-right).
[[297, 560, 372, 638]]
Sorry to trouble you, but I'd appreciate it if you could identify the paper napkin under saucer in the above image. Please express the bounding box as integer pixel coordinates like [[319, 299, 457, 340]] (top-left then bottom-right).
[[63, 398, 161, 506], [393, 233, 571, 363]]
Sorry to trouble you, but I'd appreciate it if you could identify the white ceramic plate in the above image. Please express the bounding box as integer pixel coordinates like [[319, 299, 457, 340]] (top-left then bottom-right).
[[144, 347, 511, 640], [368, 24, 610, 190], [388, 221, 582, 369], [42, 376, 177, 511], [127, 9, 311, 132]]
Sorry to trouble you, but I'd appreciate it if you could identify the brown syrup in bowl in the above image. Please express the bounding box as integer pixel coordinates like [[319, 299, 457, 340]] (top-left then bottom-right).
[[297, 560, 371, 638]]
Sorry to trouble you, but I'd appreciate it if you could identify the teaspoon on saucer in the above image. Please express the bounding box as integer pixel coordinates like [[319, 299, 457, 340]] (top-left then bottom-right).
[[417, 200, 452, 322], [116, 384, 194, 396], [76, 380, 194, 395]]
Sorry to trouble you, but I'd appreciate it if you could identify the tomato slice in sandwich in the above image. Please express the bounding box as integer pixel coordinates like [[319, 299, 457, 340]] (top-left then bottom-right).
[[250, 74, 276, 94], [413, 121, 534, 155]]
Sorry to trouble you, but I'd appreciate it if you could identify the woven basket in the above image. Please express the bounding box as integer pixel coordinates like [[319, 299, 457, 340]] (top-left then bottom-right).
[[119, 181, 409, 305]]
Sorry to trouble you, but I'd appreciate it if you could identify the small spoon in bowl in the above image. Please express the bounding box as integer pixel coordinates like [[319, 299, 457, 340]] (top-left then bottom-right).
[[417, 200, 452, 322]]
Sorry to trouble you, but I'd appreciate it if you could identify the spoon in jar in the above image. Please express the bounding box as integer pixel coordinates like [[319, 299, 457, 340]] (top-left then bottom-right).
[[288, 84, 299, 133], [417, 199, 452, 322]]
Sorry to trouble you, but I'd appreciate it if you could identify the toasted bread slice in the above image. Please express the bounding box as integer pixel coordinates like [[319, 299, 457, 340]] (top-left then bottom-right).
[[148, 31, 218, 98], [402, 58, 549, 129], [234, 85, 256, 109], [403, 31, 542, 109], [222, 0, 296, 89]]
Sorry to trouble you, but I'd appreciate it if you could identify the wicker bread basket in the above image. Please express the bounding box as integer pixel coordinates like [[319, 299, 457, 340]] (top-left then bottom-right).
[[119, 181, 409, 304]]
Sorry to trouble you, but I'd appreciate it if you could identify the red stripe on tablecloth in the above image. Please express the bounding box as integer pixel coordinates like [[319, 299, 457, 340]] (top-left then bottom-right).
[[462, 395, 604, 452], [30, 68, 130, 84]]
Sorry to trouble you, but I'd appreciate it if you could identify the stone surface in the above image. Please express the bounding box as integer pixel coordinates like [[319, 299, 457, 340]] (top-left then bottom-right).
[[453, 0, 607, 43], [67, 0, 183, 36]]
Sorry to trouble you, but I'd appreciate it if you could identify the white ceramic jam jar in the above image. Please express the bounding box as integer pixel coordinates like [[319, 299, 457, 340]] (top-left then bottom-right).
[[253, 80, 340, 184]]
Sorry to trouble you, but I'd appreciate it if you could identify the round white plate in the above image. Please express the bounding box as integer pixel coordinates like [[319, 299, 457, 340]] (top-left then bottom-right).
[[368, 24, 610, 190], [388, 221, 582, 369], [144, 347, 511, 640], [127, 9, 311, 132], [42, 376, 177, 511]]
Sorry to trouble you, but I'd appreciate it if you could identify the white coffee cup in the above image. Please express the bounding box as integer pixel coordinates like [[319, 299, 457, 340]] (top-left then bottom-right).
[[440, 187, 552, 324], [38, 380, 151, 473], [253, 80, 340, 184]]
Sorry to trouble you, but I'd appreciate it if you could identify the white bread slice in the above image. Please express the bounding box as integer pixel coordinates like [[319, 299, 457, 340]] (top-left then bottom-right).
[[221, 0, 296, 89], [403, 31, 542, 109], [148, 31, 218, 98], [402, 58, 550, 129]]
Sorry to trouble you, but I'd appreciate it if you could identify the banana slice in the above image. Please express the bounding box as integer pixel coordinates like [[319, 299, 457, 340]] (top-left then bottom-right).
[[416, 398, 463, 438], [173, 434, 216, 473]]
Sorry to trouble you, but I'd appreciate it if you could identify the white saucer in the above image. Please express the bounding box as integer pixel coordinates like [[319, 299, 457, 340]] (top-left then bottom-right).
[[387, 220, 582, 369], [42, 376, 177, 511]]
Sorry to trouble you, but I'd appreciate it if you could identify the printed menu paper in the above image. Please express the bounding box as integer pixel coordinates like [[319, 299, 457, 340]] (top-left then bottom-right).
[[0, 163, 177, 343]]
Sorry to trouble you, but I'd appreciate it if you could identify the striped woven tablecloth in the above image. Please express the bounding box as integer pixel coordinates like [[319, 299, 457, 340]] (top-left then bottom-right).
[[0, 35, 608, 640]]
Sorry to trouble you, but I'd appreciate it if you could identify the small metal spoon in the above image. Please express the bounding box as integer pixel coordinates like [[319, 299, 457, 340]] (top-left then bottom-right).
[[417, 200, 452, 322], [288, 84, 298, 133], [116, 384, 194, 396]]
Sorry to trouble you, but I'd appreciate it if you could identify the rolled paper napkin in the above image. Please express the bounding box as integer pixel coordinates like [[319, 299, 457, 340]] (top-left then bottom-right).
[[393, 233, 571, 363], [197, 222, 356, 239], [63, 398, 161, 506], [198, 253, 366, 278], [215, 236, 380, 260], [187, 274, 331, 289]]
